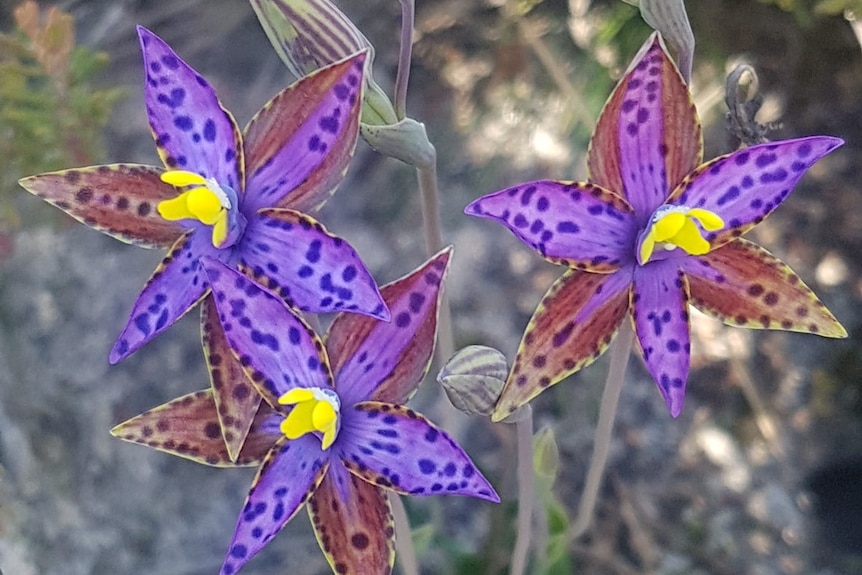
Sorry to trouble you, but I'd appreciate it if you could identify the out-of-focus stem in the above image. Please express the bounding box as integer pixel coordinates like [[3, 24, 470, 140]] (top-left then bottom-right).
[[390, 493, 419, 575], [510, 406, 534, 575], [395, 0, 414, 120], [570, 321, 634, 539]]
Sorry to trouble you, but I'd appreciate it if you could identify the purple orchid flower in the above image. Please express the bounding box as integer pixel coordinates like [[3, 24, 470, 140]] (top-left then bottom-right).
[[466, 33, 846, 420], [112, 248, 498, 575], [20, 27, 388, 458]]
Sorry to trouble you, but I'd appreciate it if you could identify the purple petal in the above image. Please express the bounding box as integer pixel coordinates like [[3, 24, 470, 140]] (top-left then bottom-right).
[[631, 259, 691, 417], [589, 33, 701, 220], [466, 181, 636, 271], [492, 268, 632, 422], [220, 435, 330, 575], [307, 461, 395, 575], [327, 249, 450, 407], [243, 52, 365, 213], [109, 231, 213, 363], [201, 296, 264, 460], [238, 209, 388, 319], [110, 389, 281, 467], [669, 136, 843, 248], [137, 26, 243, 189], [202, 258, 333, 407], [19, 164, 185, 248], [337, 402, 499, 502]]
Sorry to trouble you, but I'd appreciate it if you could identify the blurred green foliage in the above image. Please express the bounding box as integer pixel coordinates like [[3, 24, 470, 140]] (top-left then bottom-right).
[[759, 0, 862, 19], [0, 1, 122, 235]]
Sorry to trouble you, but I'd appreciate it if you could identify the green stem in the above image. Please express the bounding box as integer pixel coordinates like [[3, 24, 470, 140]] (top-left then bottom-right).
[[570, 321, 634, 539], [390, 493, 419, 575], [510, 406, 534, 575], [395, 0, 415, 121]]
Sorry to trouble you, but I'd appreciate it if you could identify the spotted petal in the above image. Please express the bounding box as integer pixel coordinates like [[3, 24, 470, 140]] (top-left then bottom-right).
[[682, 239, 846, 337], [239, 209, 388, 319], [492, 269, 631, 422], [202, 259, 333, 408], [327, 248, 451, 407], [631, 259, 691, 417], [588, 32, 701, 220], [202, 296, 264, 461], [110, 389, 281, 467], [307, 460, 395, 575], [220, 435, 330, 575], [138, 26, 243, 189], [466, 182, 636, 272], [110, 231, 214, 363], [338, 402, 499, 502], [19, 164, 184, 248], [669, 137, 843, 249], [243, 52, 366, 213]]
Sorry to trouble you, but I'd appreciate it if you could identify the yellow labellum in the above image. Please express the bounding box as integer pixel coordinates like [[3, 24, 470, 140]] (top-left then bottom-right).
[[158, 170, 232, 247], [639, 206, 724, 264], [278, 387, 340, 450]]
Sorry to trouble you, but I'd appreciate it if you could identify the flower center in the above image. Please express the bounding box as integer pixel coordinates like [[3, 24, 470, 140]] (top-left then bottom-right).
[[637, 205, 724, 265], [158, 170, 242, 248], [278, 387, 341, 450]]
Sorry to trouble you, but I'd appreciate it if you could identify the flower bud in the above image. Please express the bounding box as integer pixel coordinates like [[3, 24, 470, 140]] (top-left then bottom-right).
[[532, 426, 560, 481], [437, 345, 508, 417]]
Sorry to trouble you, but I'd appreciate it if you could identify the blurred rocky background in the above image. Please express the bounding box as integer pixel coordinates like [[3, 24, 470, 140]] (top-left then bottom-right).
[[0, 0, 861, 574]]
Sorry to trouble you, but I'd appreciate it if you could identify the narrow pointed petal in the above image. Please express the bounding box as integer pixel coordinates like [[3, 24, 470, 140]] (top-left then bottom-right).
[[202, 259, 332, 407], [239, 209, 388, 319], [683, 239, 846, 337], [338, 402, 499, 502], [327, 248, 451, 407], [220, 435, 330, 575], [669, 137, 843, 249], [588, 32, 701, 218], [202, 296, 264, 461], [631, 260, 691, 417], [110, 389, 281, 467], [492, 269, 631, 422], [466, 182, 636, 271], [19, 164, 184, 248], [109, 231, 212, 363], [243, 52, 365, 213], [307, 460, 395, 575], [137, 26, 243, 189]]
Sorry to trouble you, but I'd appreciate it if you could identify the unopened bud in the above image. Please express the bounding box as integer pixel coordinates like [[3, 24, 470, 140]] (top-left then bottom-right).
[[437, 345, 508, 417], [532, 426, 560, 481]]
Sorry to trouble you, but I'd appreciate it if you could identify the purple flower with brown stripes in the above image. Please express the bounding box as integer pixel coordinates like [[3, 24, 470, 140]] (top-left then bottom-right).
[[466, 33, 846, 420], [111, 249, 498, 575], [20, 27, 388, 459]]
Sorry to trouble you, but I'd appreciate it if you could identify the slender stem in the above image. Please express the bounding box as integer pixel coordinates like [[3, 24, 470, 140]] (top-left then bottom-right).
[[570, 322, 634, 539], [395, 0, 415, 120], [510, 406, 535, 575], [390, 493, 420, 575]]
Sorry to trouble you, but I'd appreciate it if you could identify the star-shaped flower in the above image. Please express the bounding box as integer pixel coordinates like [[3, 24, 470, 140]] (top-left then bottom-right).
[[20, 27, 388, 458], [466, 33, 846, 420], [111, 248, 498, 575]]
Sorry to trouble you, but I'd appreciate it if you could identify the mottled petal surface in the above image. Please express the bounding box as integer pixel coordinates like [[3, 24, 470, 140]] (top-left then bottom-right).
[[338, 402, 499, 502], [683, 239, 846, 337], [588, 33, 701, 220], [243, 52, 365, 213], [670, 136, 842, 248], [110, 231, 213, 363], [466, 181, 636, 271], [203, 259, 333, 407], [492, 269, 631, 422], [327, 249, 450, 407], [308, 460, 395, 575], [19, 164, 184, 248], [631, 259, 691, 417], [110, 389, 281, 467], [220, 435, 330, 575], [239, 209, 388, 319], [202, 296, 263, 460], [138, 26, 242, 189]]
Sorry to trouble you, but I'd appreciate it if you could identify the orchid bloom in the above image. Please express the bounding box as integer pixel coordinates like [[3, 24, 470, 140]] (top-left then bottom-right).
[[20, 27, 388, 458], [466, 33, 846, 420], [112, 249, 498, 575]]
